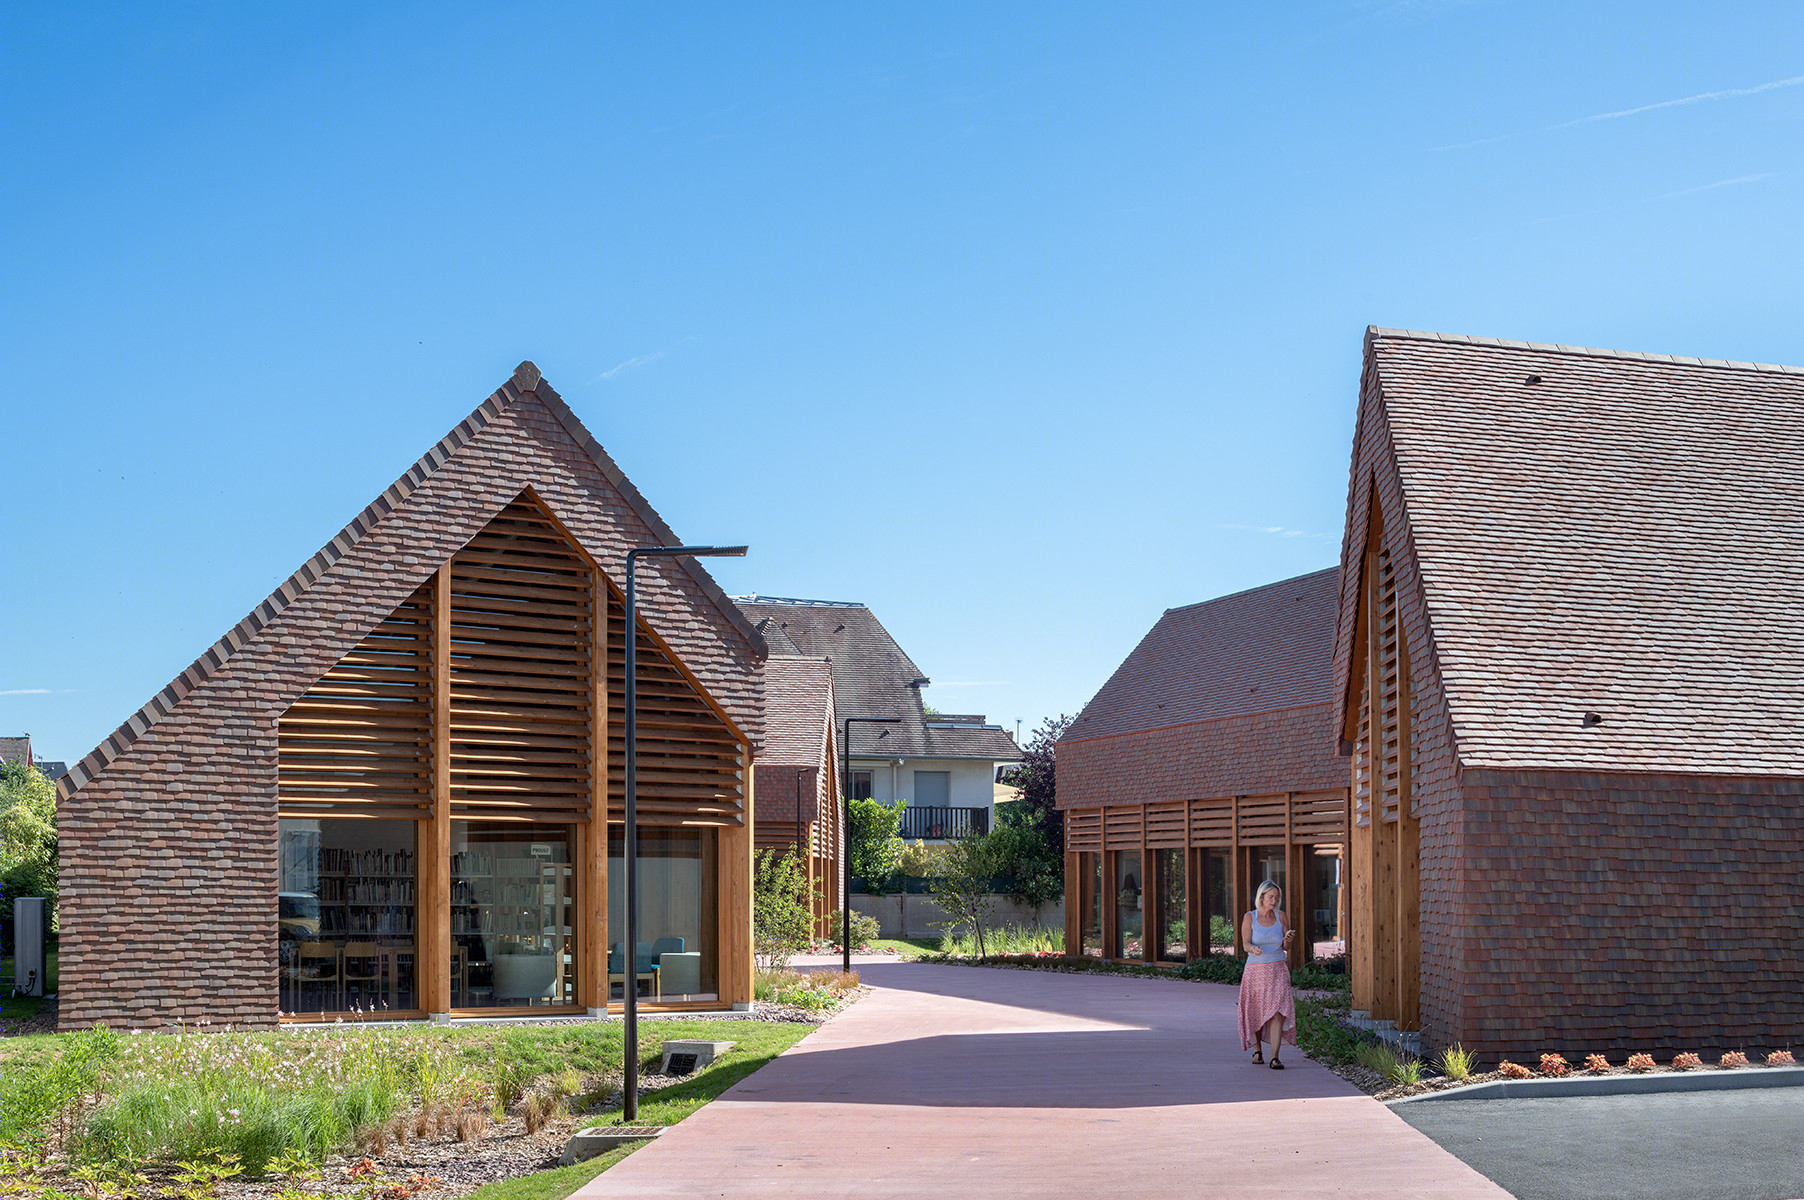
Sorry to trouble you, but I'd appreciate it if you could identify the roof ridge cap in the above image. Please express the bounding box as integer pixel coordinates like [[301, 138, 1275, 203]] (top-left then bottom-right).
[[1365, 325, 1804, 377]]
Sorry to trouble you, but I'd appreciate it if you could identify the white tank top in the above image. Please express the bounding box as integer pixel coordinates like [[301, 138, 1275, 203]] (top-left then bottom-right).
[[1247, 911, 1286, 965]]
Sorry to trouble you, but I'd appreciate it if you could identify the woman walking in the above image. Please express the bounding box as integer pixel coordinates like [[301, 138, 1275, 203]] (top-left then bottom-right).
[[1239, 880, 1296, 1068]]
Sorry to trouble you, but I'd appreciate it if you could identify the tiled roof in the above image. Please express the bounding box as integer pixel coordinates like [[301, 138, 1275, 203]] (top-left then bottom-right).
[[1063, 568, 1340, 744], [1359, 327, 1804, 775], [758, 656, 836, 770], [0, 736, 30, 765], [733, 597, 1021, 762], [58, 363, 768, 799]]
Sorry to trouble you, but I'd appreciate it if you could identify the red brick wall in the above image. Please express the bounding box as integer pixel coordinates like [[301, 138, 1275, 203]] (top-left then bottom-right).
[[58, 388, 762, 1030], [1453, 768, 1804, 1060], [1056, 703, 1347, 810]]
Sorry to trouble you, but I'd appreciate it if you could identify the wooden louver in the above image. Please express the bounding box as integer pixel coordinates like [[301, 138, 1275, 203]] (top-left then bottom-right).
[[278, 586, 433, 819], [280, 492, 746, 827]]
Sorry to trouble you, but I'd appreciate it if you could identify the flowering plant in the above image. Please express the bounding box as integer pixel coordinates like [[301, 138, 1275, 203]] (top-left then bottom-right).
[[1626, 1052, 1656, 1072], [1719, 1051, 1748, 1068], [1538, 1053, 1570, 1077], [1671, 1052, 1702, 1071], [1496, 1060, 1532, 1079], [1583, 1053, 1610, 1073], [1766, 1050, 1795, 1067]]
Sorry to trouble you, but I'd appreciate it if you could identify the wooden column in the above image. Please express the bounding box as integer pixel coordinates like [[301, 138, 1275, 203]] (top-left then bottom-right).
[[717, 745, 754, 1006], [1100, 847, 1118, 961], [421, 564, 453, 1017], [1139, 816, 1152, 964], [1063, 851, 1081, 957], [580, 567, 608, 1013], [1352, 536, 1381, 1016], [1185, 847, 1204, 961], [1397, 630, 1421, 1031]]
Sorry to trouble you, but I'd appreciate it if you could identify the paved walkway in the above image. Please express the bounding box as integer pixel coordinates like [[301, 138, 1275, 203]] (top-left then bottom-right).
[[572, 961, 1509, 1199]]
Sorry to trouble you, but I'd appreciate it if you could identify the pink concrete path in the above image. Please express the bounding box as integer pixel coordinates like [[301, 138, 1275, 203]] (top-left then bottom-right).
[[571, 962, 1509, 1199]]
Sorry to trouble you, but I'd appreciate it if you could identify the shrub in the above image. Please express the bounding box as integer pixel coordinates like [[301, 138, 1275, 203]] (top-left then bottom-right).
[[1175, 954, 1243, 984], [1671, 1052, 1702, 1071], [1767, 1050, 1795, 1067], [1719, 1051, 1748, 1068], [1290, 963, 1352, 993], [896, 840, 948, 879], [829, 909, 881, 951], [1209, 916, 1235, 946], [848, 796, 906, 893], [752, 849, 817, 971], [1497, 1060, 1532, 1079], [1294, 994, 1365, 1068], [1539, 1053, 1571, 1077], [1583, 1053, 1610, 1073], [1435, 1044, 1476, 1081], [1626, 1052, 1656, 1072]]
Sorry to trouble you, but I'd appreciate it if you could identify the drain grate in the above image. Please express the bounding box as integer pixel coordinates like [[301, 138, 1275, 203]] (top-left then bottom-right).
[[665, 1052, 698, 1076]]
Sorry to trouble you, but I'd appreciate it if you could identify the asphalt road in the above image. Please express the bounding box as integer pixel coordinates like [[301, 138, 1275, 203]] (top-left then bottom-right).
[[1393, 1087, 1804, 1200]]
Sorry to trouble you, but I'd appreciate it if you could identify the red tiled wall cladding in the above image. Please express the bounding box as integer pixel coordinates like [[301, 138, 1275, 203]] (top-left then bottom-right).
[[1056, 703, 1347, 810], [1450, 769, 1804, 1061], [58, 390, 762, 1031], [753, 764, 820, 824]]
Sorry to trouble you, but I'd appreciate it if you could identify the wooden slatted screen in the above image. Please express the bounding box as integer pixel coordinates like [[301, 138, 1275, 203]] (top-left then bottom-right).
[[1354, 636, 1372, 829], [1187, 797, 1233, 848], [606, 592, 745, 826], [1102, 806, 1142, 846], [1066, 809, 1102, 852], [1376, 544, 1402, 823], [1237, 794, 1287, 842], [1289, 790, 1348, 841], [445, 499, 597, 822], [1144, 802, 1186, 849], [278, 583, 433, 819]]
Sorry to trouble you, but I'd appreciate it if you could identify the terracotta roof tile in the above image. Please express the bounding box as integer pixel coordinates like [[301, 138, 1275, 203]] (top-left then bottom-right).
[[1364, 328, 1804, 775], [758, 656, 836, 769]]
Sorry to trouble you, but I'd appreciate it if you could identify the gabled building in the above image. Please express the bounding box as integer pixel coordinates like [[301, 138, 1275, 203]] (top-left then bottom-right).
[[1056, 569, 1347, 966], [751, 654, 841, 937], [734, 597, 1020, 842], [56, 363, 766, 1028], [1338, 327, 1804, 1058]]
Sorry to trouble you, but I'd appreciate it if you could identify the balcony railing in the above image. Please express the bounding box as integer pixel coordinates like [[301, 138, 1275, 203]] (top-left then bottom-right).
[[899, 805, 990, 841]]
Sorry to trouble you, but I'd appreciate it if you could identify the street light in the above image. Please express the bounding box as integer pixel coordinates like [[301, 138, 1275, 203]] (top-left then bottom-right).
[[842, 715, 902, 973], [622, 543, 746, 1122]]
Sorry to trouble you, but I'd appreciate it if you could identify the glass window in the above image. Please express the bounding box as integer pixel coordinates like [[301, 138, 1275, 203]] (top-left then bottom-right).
[[450, 823, 577, 1009], [1113, 850, 1143, 960], [1205, 852, 1231, 955], [1078, 852, 1102, 958], [278, 818, 418, 1016], [912, 771, 950, 807], [851, 772, 873, 801], [1156, 848, 1186, 962], [1312, 848, 1341, 942], [610, 826, 719, 1003]]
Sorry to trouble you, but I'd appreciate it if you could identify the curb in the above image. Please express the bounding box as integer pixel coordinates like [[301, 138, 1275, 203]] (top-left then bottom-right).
[[1387, 1064, 1804, 1104]]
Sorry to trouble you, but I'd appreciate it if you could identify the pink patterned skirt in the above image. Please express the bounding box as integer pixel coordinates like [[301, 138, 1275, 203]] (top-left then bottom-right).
[[1238, 959, 1296, 1050]]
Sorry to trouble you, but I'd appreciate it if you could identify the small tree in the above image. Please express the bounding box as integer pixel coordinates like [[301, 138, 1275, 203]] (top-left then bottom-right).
[[929, 832, 1001, 958], [0, 763, 58, 943], [1003, 715, 1072, 858], [847, 795, 905, 894], [751, 849, 817, 971], [988, 804, 1062, 914]]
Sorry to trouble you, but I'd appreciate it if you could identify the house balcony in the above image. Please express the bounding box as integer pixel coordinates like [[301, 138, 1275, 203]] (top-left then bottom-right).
[[899, 805, 990, 841]]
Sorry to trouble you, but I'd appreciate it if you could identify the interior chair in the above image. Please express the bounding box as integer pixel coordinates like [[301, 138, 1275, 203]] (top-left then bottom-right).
[[341, 942, 382, 1010], [650, 936, 684, 963]]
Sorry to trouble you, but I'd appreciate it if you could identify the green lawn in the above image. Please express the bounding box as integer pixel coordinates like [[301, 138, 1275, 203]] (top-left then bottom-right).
[[859, 937, 941, 955]]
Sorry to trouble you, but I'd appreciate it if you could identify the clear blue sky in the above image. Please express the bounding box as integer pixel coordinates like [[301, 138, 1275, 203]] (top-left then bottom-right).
[[5, 3, 1801, 765]]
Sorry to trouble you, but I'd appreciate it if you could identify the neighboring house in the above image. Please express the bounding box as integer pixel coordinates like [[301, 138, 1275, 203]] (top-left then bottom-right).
[[1056, 569, 1347, 968], [56, 362, 767, 1029], [0, 736, 33, 768], [752, 654, 841, 938], [734, 597, 1020, 843], [1337, 327, 1804, 1059]]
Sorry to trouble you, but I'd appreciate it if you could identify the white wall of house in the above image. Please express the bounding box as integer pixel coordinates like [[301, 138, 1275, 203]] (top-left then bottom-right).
[[850, 756, 997, 810]]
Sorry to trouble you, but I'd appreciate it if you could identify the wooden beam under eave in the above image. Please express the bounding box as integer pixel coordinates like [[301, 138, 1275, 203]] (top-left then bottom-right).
[[422, 563, 453, 1017]]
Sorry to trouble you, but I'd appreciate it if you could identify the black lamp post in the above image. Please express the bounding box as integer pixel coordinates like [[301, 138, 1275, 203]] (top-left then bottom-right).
[[842, 715, 901, 973], [622, 543, 746, 1122]]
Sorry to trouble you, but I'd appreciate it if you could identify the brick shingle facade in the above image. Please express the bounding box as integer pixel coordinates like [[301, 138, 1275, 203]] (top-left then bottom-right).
[[57, 367, 763, 1030]]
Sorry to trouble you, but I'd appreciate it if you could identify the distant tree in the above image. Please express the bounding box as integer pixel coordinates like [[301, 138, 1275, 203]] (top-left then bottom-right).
[[928, 832, 1002, 958], [1004, 715, 1073, 857], [847, 795, 906, 894], [0, 763, 58, 940]]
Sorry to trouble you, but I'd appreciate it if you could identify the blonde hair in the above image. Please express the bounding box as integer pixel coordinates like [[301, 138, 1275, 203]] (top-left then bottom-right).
[[1254, 880, 1282, 909]]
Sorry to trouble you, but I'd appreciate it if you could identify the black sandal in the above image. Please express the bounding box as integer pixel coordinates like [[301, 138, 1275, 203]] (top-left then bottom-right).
[[1269, 1057, 1285, 1070], [1251, 1051, 1264, 1065]]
